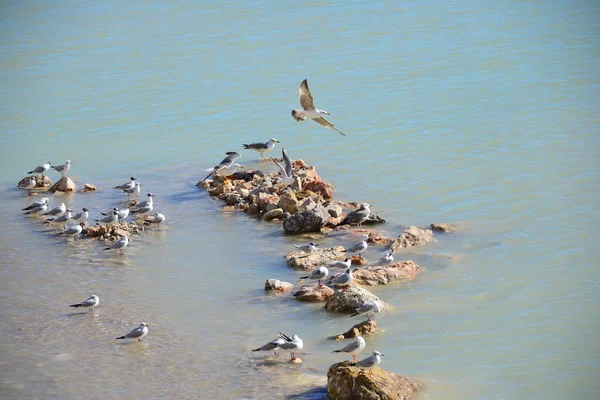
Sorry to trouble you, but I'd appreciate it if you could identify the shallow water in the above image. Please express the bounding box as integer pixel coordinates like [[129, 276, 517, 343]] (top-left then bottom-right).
[[1, 1, 599, 399]]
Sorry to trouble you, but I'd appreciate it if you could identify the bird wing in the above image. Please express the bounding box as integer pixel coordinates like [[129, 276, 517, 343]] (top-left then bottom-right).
[[281, 148, 293, 177], [125, 326, 144, 338], [269, 156, 287, 178], [219, 152, 241, 167], [339, 340, 361, 353], [244, 142, 267, 150], [356, 357, 376, 368], [80, 297, 96, 307], [312, 116, 346, 136], [299, 79, 315, 111]]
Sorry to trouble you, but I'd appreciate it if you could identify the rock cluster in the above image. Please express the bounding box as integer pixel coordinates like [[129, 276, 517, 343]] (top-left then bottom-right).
[[430, 222, 455, 232], [83, 222, 143, 241], [353, 261, 421, 286]]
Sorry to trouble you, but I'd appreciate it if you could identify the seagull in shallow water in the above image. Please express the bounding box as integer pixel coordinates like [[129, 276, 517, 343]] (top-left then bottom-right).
[[344, 234, 369, 257], [46, 208, 73, 226], [355, 351, 384, 373], [130, 193, 154, 216], [27, 161, 51, 177], [124, 181, 141, 199], [243, 138, 280, 159], [270, 148, 294, 187], [341, 203, 371, 230], [299, 266, 329, 287], [350, 300, 382, 321], [23, 198, 49, 215], [114, 177, 137, 191], [18, 177, 36, 190], [95, 210, 119, 225], [51, 160, 72, 176], [104, 235, 129, 255], [69, 295, 99, 312], [252, 336, 287, 356], [117, 322, 149, 342], [102, 207, 129, 223], [143, 212, 166, 229], [44, 203, 66, 217], [291, 79, 346, 136], [72, 208, 89, 223], [58, 223, 83, 240], [332, 335, 366, 362], [277, 332, 304, 362], [201, 152, 242, 184]]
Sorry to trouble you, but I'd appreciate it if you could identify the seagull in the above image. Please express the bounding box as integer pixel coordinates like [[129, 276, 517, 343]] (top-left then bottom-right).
[[95, 210, 119, 225], [46, 208, 73, 226], [44, 203, 67, 217], [344, 234, 369, 257], [332, 335, 366, 362], [27, 161, 51, 177], [299, 266, 329, 287], [291, 79, 346, 136], [51, 160, 72, 176], [104, 235, 129, 255], [252, 336, 287, 356], [213, 162, 244, 184], [293, 242, 319, 254], [327, 258, 352, 269], [143, 212, 166, 229], [130, 193, 154, 216], [270, 148, 294, 187], [372, 248, 394, 266], [277, 332, 304, 362], [116, 322, 149, 342], [114, 177, 137, 191], [355, 351, 384, 374], [18, 177, 36, 190], [58, 223, 83, 240], [201, 152, 242, 184], [329, 267, 353, 290], [243, 138, 280, 159], [72, 208, 89, 223], [102, 207, 129, 223], [69, 295, 99, 312], [124, 181, 141, 199], [350, 300, 382, 321], [23, 198, 49, 215], [341, 203, 371, 230]]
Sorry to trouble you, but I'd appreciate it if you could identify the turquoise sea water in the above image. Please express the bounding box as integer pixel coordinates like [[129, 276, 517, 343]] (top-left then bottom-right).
[[1, 1, 598, 399]]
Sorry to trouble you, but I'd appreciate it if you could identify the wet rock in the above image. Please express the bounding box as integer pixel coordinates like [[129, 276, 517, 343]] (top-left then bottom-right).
[[82, 183, 97, 193], [391, 225, 435, 251], [247, 203, 260, 215], [264, 279, 294, 292], [18, 175, 53, 190], [324, 286, 380, 314], [83, 222, 139, 239], [222, 192, 243, 206], [367, 232, 394, 246], [278, 191, 299, 214], [49, 176, 78, 193], [256, 192, 279, 211], [293, 285, 335, 302], [353, 261, 421, 286], [363, 213, 386, 225], [430, 223, 455, 232], [327, 203, 343, 218], [285, 246, 346, 270], [303, 180, 334, 199], [263, 208, 284, 221], [332, 320, 378, 340], [327, 361, 423, 400], [349, 255, 368, 266], [297, 197, 319, 212], [208, 182, 233, 196], [282, 205, 330, 234]]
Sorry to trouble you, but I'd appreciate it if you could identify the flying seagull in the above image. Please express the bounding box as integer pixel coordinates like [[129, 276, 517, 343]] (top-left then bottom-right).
[[201, 152, 242, 184], [117, 322, 149, 342], [291, 79, 346, 136], [270, 148, 294, 186], [243, 138, 279, 159]]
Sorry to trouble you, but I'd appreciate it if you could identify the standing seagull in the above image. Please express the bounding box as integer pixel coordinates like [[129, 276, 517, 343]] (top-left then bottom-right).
[[327, 258, 352, 269], [58, 223, 83, 240], [252, 335, 287, 356], [143, 212, 166, 229], [69, 295, 99, 312], [27, 161, 52, 177], [23, 198, 49, 215], [270, 148, 294, 187], [44, 203, 67, 217], [299, 266, 329, 287], [51, 160, 72, 176], [201, 152, 242, 184], [372, 248, 394, 266], [350, 300, 382, 321], [72, 208, 89, 223], [104, 235, 129, 255], [114, 177, 137, 191], [329, 267, 353, 290], [332, 335, 366, 362], [355, 351, 384, 375], [277, 332, 304, 362], [130, 193, 154, 217], [124, 181, 141, 200], [344, 234, 369, 257], [18, 177, 37, 190], [340, 203, 371, 230], [22, 198, 49, 211], [117, 322, 149, 342], [291, 79, 346, 136], [102, 207, 129, 223], [95, 210, 119, 226], [243, 138, 280, 159]]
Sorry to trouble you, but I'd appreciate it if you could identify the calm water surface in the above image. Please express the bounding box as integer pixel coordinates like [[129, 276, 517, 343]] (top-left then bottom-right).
[[1, 1, 598, 399]]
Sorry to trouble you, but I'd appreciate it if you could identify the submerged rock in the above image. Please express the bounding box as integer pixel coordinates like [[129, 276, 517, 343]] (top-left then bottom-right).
[[353, 260, 421, 286], [264, 279, 294, 292], [282, 205, 330, 234], [82, 183, 97, 193], [390, 225, 435, 251], [333, 319, 378, 340], [293, 284, 335, 302], [324, 286, 380, 314], [327, 361, 423, 400], [285, 246, 346, 270], [83, 222, 141, 240], [49, 176, 78, 193], [430, 222, 455, 232]]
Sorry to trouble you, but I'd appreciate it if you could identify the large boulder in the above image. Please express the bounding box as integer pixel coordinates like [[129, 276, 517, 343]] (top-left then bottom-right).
[[285, 246, 346, 270], [293, 285, 335, 302], [327, 362, 423, 400], [353, 261, 421, 286], [49, 176, 77, 193], [390, 226, 435, 251], [324, 286, 380, 314], [282, 204, 331, 234], [332, 319, 378, 340]]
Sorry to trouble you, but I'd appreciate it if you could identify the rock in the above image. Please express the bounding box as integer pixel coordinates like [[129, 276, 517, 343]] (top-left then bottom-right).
[[332, 320, 378, 340], [256, 192, 279, 211], [353, 261, 421, 286], [324, 286, 380, 314], [327, 204, 343, 218], [247, 203, 260, 215], [282, 205, 330, 234], [264, 279, 294, 292], [367, 232, 394, 246], [208, 182, 233, 196], [83, 222, 138, 239], [222, 192, 243, 206], [327, 361, 423, 400], [363, 213, 386, 225], [285, 246, 346, 270], [265, 202, 279, 212], [263, 208, 284, 221], [391, 226, 435, 251], [349, 255, 368, 265], [297, 197, 318, 212], [49, 176, 78, 193], [281, 212, 291, 220], [430, 223, 455, 232], [278, 192, 299, 214], [303, 180, 334, 199], [82, 183, 97, 193], [293, 285, 335, 302], [236, 187, 250, 199]]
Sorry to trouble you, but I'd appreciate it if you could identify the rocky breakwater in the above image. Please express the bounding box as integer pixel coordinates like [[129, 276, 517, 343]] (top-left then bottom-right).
[[196, 159, 385, 234]]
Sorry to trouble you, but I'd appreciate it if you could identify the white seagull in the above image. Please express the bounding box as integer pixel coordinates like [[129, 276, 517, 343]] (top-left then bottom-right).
[[299, 266, 329, 287], [143, 212, 166, 229], [23, 198, 49, 215], [104, 235, 129, 255], [341, 203, 371, 230], [327, 258, 352, 269], [291, 79, 346, 136], [372, 248, 394, 266], [51, 160, 72, 176], [124, 181, 141, 199], [355, 351, 384, 373], [350, 300, 382, 321], [293, 242, 319, 253], [270, 148, 294, 187], [72, 208, 89, 223], [114, 177, 137, 192], [201, 152, 242, 184], [130, 193, 154, 216], [117, 322, 149, 342], [18, 177, 36, 190], [243, 138, 280, 159], [277, 332, 304, 362], [58, 223, 83, 240], [69, 295, 99, 312], [329, 267, 353, 289], [252, 336, 287, 356], [344, 234, 369, 257], [102, 207, 129, 223], [27, 161, 51, 177], [95, 210, 119, 226], [332, 335, 366, 362], [44, 203, 67, 217]]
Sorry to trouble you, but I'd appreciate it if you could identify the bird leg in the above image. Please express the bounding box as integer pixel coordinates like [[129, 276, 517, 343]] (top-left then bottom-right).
[[367, 313, 372, 321], [353, 354, 357, 362], [290, 352, 296, 361], [318, 280, 323, 287], [119, 249, 124, 255]]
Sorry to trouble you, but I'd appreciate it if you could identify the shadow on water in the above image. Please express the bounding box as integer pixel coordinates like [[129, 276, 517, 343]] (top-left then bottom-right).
[[168, 189, 204, 204], [286, 386, 327, 400]]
